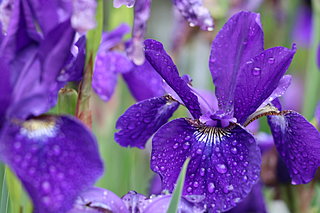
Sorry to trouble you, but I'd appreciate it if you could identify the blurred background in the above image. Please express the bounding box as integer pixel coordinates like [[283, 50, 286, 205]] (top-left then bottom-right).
[[1, 0, 320, 212]]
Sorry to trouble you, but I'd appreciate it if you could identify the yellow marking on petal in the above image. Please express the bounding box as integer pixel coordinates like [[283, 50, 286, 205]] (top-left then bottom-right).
[[20, 116, 58, 139]]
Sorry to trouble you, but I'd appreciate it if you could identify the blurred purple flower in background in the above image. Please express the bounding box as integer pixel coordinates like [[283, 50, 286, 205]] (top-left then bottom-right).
[[115, 11, 320, 212], [69, 187, 201, 213], [92, 23, 165, 102], [0, 0, 103, 212], [114, 0, 214, 31]]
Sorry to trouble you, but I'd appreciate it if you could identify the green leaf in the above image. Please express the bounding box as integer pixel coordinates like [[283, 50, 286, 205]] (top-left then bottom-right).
[[167, 158, 190, 213], [0, 167, 9, 213], [86, 0, 104, 63], [303, 0, 320, 119], [5, 168, 32, 213]]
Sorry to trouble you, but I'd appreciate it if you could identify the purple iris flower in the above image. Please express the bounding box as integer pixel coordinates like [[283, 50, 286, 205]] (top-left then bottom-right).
[[69, 187, 202, 212], [113, 0, 213, 64], [115, 11, 320, 211], [0, 1, 103, 212], [113, 0, 214, 31], [92, 23, 165, 102]]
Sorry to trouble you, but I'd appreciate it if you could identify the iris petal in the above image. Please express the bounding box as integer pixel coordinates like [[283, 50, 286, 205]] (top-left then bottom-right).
[[115, 96, 179, 149], [127, 0, 151, 65], [0, 115, 103, 213], [122, 60, 165, 101], [234, 47, 296, 124], [144, 39, 202, 119], [92, 51, 133, 102], [151, 118, 261, 212], [70, 187, 129, 213], [268, 111, 320, 184], [209, 11, 264, 116]]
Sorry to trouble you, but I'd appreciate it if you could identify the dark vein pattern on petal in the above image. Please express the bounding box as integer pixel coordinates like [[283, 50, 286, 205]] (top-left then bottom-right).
[[234, 47, 295, 124], [151, 118, 261, 212], [115, 96, 179, 149], [209, 11, 264, 116], [0, 116, 103, 213], [268, 111, 320, 184], [144, 39, 202, 119]]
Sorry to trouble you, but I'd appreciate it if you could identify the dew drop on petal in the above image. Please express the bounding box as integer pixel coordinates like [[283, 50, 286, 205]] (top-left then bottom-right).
[[252, 67, 261, 76], [200, 168, 205, 176], [268, 57, 275, 64], [207, 182, 215, 193], [231, 147, 237, 154], [173, 143, 179, 149], [215, 163, 228, 174], [183, 142, 190, 149]]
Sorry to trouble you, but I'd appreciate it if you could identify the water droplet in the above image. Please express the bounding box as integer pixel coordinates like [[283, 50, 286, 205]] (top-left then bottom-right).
[[243, 175, 248, 182], [189, 22, 196, 27], [41, 181, 51, 193], [187, 186, 192, 192], [53, 145, 60, 155], [14, 142, 21, 149], [215, 164, 228, 174], [185, 136, 191, 140], [143, 117, 152, 123], [183, 142, 190, 149], [252, 67, 261, 76], [200, 168, 205, 176], [268, 57, 275, 64], [207, 183, 215, 193], [42, 196, 50, 205], [193, 182, 199, 187], [196, 149, 202, 154], [128, 123, 135, 130], [231, 147, 237, 154], [232, 140, 238, 146], [223, 184, 234, 193], [160, 166, 165, 171]]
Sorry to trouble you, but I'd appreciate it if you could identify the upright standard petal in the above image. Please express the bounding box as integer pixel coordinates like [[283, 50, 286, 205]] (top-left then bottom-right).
[[172, 0, 214, 31], [209, 11, 264, 116], [0, 115, 103, 213], [69, 187, 129, 213], [260, 75, 292, 108], [233, 46, 296, 124], [151, 118, 261, 212], [144, 39, 202, 119], [268, 111, 320, 184], [122, 60, 165, 101], [127, 0, 151, 65], [92, 51, 133, 101], [115, 96, 179, 149]]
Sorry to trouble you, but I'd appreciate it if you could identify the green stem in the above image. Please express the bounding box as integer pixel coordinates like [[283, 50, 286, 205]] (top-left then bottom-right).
[[76, 0, 104, 128], [302, 0, 320, 119]]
